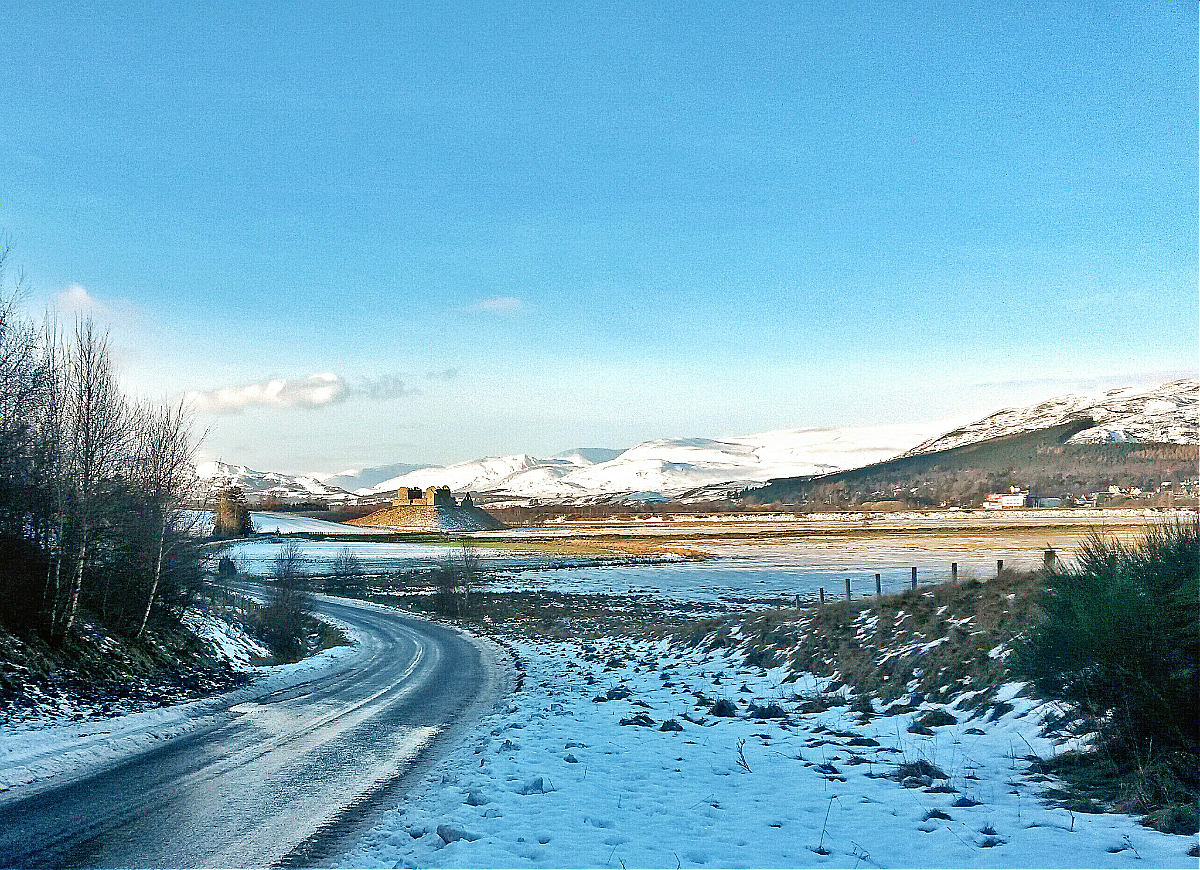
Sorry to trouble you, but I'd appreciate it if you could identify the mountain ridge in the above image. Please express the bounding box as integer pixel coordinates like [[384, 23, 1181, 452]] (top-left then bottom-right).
[[196, 379, 1197, 506], [902, 379, 1197, 457], [347, 422, 946, 502]]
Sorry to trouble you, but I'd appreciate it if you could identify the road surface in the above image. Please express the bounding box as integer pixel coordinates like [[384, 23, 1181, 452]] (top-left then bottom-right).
[[0, 593, 506, 868]]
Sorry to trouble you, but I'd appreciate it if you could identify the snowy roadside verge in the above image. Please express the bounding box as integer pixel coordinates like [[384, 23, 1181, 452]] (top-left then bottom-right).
[[342, 636, 1197, 869], [0, 608, 364, 799]]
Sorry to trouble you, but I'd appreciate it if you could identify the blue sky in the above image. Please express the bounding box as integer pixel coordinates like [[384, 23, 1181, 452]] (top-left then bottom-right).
[[2, 1, 1196, 473]]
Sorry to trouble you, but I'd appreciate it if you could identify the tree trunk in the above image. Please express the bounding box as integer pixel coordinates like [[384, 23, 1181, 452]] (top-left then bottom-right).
[[44, 518, 63, 607], [61, 521, 88, 637], [136, 515, 166, 641]]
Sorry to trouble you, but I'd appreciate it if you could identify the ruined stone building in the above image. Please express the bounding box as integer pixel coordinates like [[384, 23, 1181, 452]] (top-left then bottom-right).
[[393, 485, 456, 507], [348, 485, 502, 532]]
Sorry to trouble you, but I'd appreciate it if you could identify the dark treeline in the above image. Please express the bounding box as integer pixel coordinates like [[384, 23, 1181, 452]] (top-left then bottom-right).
[[0, 245, 203, 644]]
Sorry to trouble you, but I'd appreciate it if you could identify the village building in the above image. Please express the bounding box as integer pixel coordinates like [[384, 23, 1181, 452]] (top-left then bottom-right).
[[983, 487, 1062, 509], [983, 487, 1028, 509]]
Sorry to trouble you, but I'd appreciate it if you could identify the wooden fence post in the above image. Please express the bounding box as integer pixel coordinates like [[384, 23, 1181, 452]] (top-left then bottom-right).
[[910, 567, 917, 590], [845, 578, 851, 601], [875, 573, 882, 596], [819, 587, 825, 604], [1043, 549, 1056, 571], [951, 562, 958, 584], [996, 559, 1004, 575]]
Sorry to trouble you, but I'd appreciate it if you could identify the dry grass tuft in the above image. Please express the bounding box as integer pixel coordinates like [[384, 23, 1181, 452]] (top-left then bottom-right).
[[679, 571, 1043, 705]]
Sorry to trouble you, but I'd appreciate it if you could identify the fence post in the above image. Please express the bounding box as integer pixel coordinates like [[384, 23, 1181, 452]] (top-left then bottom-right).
[[819, 587, 825, 604], [951, 562, 958, 584], [996, 559, 1004, 575], [910, 567, 917, 590], [1043, 549, 1056, 571], [845, 578, 851, 601], [875, 573, 882, 596], [794, 594, 801, 609]]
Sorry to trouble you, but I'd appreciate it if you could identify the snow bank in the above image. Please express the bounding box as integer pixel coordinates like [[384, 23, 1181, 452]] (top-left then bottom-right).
[[0, 612, 364, 798]]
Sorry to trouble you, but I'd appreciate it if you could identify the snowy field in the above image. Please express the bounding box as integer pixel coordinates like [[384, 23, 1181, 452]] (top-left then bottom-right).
[[217, 537, 514, 576], [186, 510, 384, 536], [216, 511, 1187, 606], [342, 637, 1197, 869], [495, 549, 1035, 605], [471, 509, 1188, 538], [249, 512, 383, 535], [219, 536, 1039, 605]]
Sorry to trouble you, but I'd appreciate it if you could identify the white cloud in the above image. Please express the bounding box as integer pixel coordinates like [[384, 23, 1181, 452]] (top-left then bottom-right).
[[186, 373, 345, 413], [54, 284, 110, 316], [51, 284, 141, 328], [470, 296, 523, 314], [186, 372, 414, 414]]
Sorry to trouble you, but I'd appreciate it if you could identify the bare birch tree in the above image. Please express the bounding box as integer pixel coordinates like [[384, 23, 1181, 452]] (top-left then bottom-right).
[[131, 400, 198, 639], [56, 321, 130, 638], [0, 240, 204, 645]]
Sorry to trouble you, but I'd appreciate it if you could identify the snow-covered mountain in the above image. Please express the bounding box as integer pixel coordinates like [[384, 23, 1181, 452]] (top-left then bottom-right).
[[354, 424, 946, 502], [320, 463, 433, 492], [205, 379, 1197, 506], [902, 379, 1199, 457], [195, 460, 356, 502]]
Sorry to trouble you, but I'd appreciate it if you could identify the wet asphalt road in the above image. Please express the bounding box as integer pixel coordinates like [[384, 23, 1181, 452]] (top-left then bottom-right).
[[0, 594, 503, 868]]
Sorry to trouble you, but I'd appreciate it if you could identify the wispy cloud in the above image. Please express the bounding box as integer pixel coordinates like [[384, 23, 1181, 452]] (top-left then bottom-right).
[[469, 296, 523, 314], [54, 284, 107, 315], [185, 372, 414, 414], [355, 375, 414, 401], [51, 284, 140, 324], [425, 367, 461, 382]]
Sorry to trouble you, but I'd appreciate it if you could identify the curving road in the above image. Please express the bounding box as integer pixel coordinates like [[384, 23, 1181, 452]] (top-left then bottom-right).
[[0, 593, 506, 868]]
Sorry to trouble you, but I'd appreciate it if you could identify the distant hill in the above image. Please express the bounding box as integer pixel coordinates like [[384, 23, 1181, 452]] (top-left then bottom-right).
[[553, 447, 624, 465], [746, 421, 1199, 508], [745, 380, 1198, 508], [348, 424, 942, 504], [195, 460, 356, 503], [904, 379, 1197, 456], [320, 463, 433, 493]]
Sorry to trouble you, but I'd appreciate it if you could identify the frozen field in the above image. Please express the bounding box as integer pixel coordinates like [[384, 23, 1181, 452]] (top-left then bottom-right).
[[186, 510, 383, 536], [494, 534, 1052, 604], [249, 512, 382, 535], [213, 511, 1189, 606], [224, 533, 1054, 605], [471, 508, 1188, 539], [216, 538, 510, 575], [219, 538, 1039, 606]]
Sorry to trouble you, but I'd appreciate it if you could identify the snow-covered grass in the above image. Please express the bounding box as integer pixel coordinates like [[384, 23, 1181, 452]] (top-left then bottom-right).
[[342, 636, 1197, 868], [0, 610, 363, 798], [182, 611, 272, 670]]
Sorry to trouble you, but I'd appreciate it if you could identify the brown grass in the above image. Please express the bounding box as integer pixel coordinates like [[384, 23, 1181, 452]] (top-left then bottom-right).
[[681, 569, 1044, 705]]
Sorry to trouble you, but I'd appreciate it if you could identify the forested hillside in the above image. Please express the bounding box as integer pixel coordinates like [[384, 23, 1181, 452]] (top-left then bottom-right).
[[747, 421, 1199, 508]]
